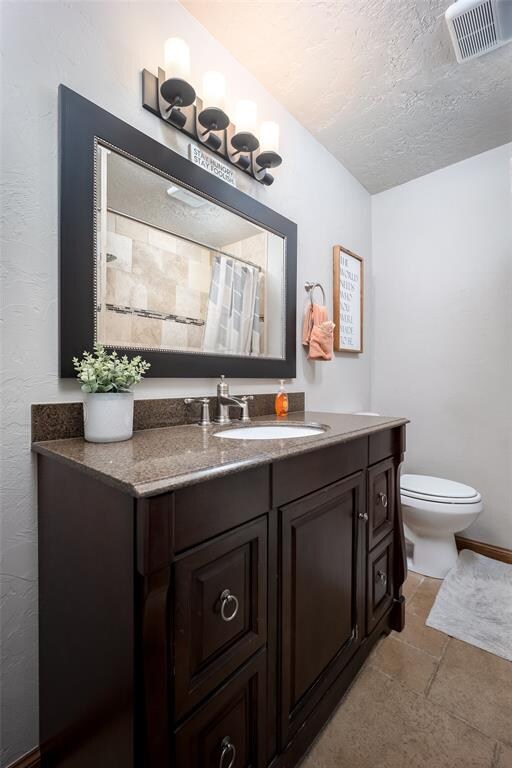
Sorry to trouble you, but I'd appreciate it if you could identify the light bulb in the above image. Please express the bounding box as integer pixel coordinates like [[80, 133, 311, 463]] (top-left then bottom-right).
[[164, 38, 191, 81], [202, 71, 226, 111], [260, 121, 280, 153], [234, 100, 257, 134]]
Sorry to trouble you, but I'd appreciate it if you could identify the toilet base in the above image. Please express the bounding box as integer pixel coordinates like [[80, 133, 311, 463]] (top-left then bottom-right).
[[404, 523, 458, 579]]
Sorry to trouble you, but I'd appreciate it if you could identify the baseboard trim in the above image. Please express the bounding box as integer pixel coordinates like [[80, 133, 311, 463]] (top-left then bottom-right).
[[6, 748, 40, 768], [456, 535, 512, 565]]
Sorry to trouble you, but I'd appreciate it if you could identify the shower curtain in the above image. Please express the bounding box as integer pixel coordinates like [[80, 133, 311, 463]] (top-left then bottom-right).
[[203, 254, 261, 356]]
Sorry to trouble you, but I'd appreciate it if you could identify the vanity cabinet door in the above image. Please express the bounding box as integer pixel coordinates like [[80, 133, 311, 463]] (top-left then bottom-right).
[[174, 517, 267, 718], [174, 651, 266, 768], [367, 534, 394, 633], [279, 472, 364, 747], [367, 457, 395, 550]]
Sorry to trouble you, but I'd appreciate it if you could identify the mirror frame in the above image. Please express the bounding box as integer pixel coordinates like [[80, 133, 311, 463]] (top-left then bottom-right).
[[59, 86, 296, 378]]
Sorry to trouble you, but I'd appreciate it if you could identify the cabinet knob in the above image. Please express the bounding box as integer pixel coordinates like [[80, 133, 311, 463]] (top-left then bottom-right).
[[220, 589, 239, 622], [377, 492, 388, 508], [358, 511, 369, 522], [220, 736, 236, 768], [376, 569, 387, 585]]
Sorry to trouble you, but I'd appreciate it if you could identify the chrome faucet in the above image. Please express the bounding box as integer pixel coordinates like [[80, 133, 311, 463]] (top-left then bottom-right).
[[215, 375, 254, 425]]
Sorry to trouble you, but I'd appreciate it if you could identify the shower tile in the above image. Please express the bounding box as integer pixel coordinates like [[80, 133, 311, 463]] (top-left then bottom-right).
[[161, 319, 188, 350], [148, 228, 177, 253], [101, 310, 132, 345], [188, 258, 211, 293], [132, 241, 165, 275], [161, 252, 188, 284], [176, 239, 204, 260], [146, 279, 176, 315], [176, 285, 200, 319], [187, 324, 204, 350], [106, 269, 133, 307], [132, 316, 162, 347], [131, 283, 148, 312], [116, 215, 149, 242], [106, 231, 132, 272], [200, 291, 209, 320]]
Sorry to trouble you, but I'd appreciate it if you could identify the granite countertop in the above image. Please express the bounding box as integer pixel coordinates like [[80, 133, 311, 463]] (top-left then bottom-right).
[[32, 411, 408, 498]]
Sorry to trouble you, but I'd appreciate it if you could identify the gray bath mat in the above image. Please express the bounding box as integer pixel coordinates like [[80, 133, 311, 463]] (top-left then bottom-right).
[[426, 549, 512, 662]]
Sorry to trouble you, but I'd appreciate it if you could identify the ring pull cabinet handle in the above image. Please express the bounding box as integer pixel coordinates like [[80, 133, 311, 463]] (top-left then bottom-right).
[[220, 589, 239, 622], [358, 511, 369, 522], [219, 736, 236, 768], [377, 492, 388, 508], [376, 569, 387, 586]]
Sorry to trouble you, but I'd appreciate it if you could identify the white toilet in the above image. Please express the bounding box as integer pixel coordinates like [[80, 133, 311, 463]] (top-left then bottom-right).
[[400, 474, 483, 579]]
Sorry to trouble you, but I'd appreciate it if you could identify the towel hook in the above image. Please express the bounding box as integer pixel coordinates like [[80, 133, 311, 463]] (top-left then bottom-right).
[[304, 281, 326, 306]]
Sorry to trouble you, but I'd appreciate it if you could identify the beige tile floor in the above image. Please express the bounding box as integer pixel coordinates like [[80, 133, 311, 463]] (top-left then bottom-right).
[[301, 570, 512, 768]]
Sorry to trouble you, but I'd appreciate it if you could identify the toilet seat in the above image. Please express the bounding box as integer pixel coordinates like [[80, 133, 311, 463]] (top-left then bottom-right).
[[400, 474, 481, 505]]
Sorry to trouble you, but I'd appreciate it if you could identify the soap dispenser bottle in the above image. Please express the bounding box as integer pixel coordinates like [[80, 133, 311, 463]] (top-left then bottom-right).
[[275, 379, 289, 417]]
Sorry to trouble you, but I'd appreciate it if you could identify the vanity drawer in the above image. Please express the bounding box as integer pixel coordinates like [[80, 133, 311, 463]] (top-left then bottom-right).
[[174, 517, 267, 718], [367, 457, 396, 550], [272, 437, 367, 507], [174, 651, 267, 768], [368, 426, 405, 466], [174, 466, 270, 552], [367, 534, 394, 633]]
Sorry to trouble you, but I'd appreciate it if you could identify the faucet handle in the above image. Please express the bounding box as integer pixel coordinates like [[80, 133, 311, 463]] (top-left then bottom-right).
[[184, 397, 211, 426], [239, 394, 254, 423]]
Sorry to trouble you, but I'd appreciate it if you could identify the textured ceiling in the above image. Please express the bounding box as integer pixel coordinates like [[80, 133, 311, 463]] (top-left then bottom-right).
[[182, 0, 512, 192]]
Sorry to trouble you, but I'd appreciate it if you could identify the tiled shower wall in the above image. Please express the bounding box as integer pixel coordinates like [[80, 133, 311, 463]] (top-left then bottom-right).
[[99, 212, 212, 351], [99, 212, 268, 353]]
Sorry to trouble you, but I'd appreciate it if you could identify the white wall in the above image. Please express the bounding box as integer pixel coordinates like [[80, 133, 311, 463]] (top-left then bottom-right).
[[0, 1, 371, 763], [371, 144, 512, 549]]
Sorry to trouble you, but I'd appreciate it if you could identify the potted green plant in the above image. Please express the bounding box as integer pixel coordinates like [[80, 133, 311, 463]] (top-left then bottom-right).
[[73, 344, 150, 443]]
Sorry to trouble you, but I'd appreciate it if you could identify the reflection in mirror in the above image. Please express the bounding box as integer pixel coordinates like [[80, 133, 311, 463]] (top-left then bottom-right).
[[95, 144, 286, 359]]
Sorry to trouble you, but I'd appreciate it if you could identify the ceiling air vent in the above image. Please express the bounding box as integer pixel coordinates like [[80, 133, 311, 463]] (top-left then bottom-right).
[[445, 0, 512, 62]]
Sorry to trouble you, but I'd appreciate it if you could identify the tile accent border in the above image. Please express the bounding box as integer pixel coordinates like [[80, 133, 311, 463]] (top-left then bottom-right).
[[455, 535, 512, 565], [31, 392, 305, 443], [6, 748, 40, 768]]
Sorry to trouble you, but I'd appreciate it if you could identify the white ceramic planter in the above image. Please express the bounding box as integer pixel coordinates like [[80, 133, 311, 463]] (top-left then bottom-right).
[[83, 392, 134, 443]]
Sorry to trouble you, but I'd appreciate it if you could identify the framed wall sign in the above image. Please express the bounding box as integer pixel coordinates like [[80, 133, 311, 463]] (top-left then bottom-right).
[[333, 245, 364, 353]]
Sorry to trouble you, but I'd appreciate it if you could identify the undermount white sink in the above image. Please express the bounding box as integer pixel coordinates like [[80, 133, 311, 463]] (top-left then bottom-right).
[[214, 424, 326, 440]]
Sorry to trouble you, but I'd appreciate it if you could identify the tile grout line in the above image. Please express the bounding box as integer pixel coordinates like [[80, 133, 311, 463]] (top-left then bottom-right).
[[424, 634, 451, 698], [491, 741, 501, 768], [392, 627, 449, 661]]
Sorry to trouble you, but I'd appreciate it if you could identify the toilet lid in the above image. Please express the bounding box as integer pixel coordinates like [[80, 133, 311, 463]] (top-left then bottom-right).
[[400, 474, 481, 504]]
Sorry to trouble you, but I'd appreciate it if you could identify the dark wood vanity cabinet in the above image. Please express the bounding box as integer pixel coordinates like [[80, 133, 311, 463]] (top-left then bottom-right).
[[37, 426, 406, 768], [279, 473, 364, 748]]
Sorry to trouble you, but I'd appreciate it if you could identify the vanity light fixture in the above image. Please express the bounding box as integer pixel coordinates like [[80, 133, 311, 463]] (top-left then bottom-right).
[[256, 121, 282, 172], [198, 71, 230, 151], [141, 38, 282, 185], [160, 38, 196, 128], [229, 100, 259, 172]]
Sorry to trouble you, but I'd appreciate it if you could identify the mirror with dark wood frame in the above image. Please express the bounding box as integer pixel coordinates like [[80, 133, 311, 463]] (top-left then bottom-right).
[[59, 86, 297, 378]]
